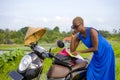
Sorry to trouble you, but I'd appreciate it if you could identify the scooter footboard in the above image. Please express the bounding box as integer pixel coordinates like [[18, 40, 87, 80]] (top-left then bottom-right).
[[47, 64, 70, 78]]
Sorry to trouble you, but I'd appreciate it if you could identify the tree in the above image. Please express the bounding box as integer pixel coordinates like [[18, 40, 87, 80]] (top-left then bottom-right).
[[99, 30, 111, 38], [119, 28, 120, 34], [113, 29, 117, 34], [0, 26, 72, 44], [18, 27, 28, 34], [53, 26, 60, 32]]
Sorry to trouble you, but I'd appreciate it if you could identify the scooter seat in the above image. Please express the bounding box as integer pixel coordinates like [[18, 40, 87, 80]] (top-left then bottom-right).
[[47, 64, 70, 78], [72, 60, 88, 72], [47, 60, 88, 78]]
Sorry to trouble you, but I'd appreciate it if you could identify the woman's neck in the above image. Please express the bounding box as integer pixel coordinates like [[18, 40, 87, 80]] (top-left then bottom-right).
[[81, 27, 87, 38]]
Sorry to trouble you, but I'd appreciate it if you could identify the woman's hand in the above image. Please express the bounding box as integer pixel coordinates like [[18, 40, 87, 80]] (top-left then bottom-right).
[[71, 30, 77, 38], [70, 30, 80, 52], [71, 51, 79, 56]]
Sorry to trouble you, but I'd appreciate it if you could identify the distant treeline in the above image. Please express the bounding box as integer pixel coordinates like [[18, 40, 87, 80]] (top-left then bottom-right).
[[0, 26, 120, 44]]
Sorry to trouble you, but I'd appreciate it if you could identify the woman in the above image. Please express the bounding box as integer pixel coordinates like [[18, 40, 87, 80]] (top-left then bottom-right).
[[70, 16, 115, 80]]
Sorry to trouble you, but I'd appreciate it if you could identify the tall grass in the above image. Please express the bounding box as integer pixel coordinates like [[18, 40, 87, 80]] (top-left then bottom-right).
[[0, 41, 120, 80], [116, 58, 120, 80]]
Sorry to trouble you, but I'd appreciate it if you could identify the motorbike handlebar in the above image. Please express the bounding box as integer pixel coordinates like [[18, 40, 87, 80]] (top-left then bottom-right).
[[41, 52, 72, 70], [30, 44, 72, 70]]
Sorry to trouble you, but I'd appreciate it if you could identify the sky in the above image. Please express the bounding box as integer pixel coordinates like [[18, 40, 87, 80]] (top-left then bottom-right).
[[0, 0, 120, 32]]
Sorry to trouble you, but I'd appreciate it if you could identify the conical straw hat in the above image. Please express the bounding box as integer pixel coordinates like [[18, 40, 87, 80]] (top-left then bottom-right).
[[24, 27, 46, 46]]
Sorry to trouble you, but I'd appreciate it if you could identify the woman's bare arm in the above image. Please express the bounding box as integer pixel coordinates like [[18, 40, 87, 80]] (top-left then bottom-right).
[[70, 33, 80, 52], [80, 28, 98, 53], [73, 28, 98, 54]]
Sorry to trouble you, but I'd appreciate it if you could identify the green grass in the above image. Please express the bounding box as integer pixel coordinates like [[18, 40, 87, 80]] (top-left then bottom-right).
[[109, 40, 120, 57], [116, 58, 120, 80], [1, 56, 120, 80], [0, 44, 56, 51], [0, 44, 30, 51], [0, 41, 120, 80]]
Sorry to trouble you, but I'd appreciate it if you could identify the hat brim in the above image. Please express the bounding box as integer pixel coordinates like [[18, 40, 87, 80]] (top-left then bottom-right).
[[24, 27, 46, 46]]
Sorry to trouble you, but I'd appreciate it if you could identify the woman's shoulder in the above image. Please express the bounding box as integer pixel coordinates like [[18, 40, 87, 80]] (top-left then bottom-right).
[[88, 27, 99, 33], [86, 27, 96, 30], [89, 27, 101, 38]]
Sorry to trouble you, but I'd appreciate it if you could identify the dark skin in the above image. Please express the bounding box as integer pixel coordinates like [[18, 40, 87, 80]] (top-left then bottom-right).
[[70, 20, 98, 55]]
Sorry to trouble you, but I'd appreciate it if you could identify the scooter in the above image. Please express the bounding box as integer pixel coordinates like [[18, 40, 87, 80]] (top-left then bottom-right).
[[8, 27, 88, 80], [47, 40, 88, 80]]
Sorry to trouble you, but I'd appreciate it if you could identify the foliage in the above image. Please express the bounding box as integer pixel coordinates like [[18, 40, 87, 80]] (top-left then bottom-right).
[[0, 49, 25, 68], [0, 41, 120, 80], [0, 27, 28, 44], [110, 41, 120, 57], [110, 34, 120, 41], [99, 30, 111, 38], [39, 27, 71, 43], [1, 26, 120, 44], [0, 49, 25, 80], [116, 58, 120, 80], [0, 26, 72, 44]]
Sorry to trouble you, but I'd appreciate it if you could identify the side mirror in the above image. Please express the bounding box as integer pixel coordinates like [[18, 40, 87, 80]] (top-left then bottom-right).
[[57, 40, 64, 48], [49, 48, 51, 53]]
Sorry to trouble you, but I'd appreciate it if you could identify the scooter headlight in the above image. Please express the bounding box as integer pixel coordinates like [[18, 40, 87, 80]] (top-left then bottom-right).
[[18, 55, 32, 72]]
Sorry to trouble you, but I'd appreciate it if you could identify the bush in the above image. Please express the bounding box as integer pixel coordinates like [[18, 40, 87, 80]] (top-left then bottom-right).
[[0, 49, 25, 80]]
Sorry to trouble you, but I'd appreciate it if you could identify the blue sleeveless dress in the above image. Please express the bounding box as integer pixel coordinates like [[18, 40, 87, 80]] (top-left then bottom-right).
[[78, 27, 115, 80]]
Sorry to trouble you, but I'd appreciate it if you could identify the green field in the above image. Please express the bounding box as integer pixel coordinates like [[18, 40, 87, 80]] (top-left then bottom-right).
[[0, 40, 120, 80]]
